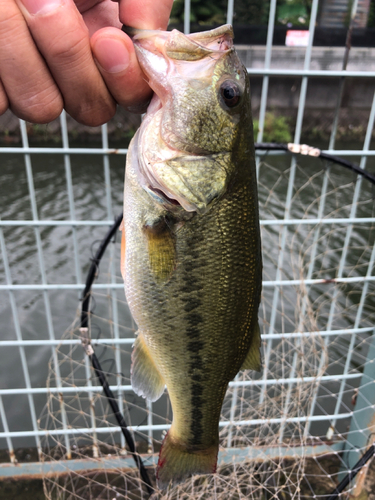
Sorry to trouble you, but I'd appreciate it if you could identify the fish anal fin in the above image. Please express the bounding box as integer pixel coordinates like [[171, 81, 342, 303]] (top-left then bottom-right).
[[241, 322, 262, 372], [157, 429, 218, 489], [131, 333, 165, 402], [120, 225, 126, 281], [143, 218, 176, 284]]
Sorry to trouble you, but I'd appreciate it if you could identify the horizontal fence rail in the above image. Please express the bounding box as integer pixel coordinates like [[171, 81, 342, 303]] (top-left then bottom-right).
[[1, 147, 375, 156], [0, 411, 359, 440], [0, 276, 374, 292], [0, 325, 372, 347]]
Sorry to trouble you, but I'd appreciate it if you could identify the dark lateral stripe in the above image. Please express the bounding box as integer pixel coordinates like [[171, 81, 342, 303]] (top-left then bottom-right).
[[186, 311, 203, 324], [190, 385, 204, 445], [188, 340, 204, 352], [189, 354, 203, 370], [186, 309, 204, 445], [180, 235, 206, 447], [179, 278, 203, 293], [183, 297, 201, 312], [191, 372, 203, 382]]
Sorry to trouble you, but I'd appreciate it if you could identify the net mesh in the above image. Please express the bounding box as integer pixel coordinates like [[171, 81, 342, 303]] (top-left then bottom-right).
[[40, 155, 375, 499]]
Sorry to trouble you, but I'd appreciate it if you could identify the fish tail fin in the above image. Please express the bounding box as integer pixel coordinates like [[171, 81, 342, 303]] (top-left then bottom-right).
[[156, 429, 218, 489]]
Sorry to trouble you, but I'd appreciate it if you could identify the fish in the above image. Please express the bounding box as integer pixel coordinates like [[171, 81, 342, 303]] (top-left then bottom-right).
[[121, 24, 262, 489]]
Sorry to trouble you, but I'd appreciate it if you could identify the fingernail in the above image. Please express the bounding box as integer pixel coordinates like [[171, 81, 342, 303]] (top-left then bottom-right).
[[20, 0, 65, 15], [94, 38, 130, 74]]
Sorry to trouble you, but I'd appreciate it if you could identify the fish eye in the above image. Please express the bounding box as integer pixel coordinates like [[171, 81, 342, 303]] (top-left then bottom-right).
[[220, 80, 241, 108]]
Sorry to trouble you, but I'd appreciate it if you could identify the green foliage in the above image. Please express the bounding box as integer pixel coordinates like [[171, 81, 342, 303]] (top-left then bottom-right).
[[277, 0, 310, 26], [368, 0, 375, 27], [170, 0, 270, 26], [170, 0, 227, 25], [169, 0, 312, 26], [253, 112, 292, 143], [27, 123, 61, 143], [230, 0, 271, 26]]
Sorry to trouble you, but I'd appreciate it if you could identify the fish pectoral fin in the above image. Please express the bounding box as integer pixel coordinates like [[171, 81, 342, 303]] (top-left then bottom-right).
[[131, 333, 166, 402], [241, 322, 262, 372], [143, 218, 176, 284]]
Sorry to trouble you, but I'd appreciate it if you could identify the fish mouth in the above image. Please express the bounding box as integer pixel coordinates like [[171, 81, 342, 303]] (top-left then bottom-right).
[[129, 24, 234, 112], [126, 24, 234, 62]]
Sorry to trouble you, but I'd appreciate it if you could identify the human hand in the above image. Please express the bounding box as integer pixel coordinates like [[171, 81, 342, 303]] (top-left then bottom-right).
[[0, 0, 173, 125]]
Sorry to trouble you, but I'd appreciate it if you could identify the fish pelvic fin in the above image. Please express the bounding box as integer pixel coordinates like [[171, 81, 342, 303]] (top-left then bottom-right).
[[157, 430, 218, 489], [131, 333, 165, 402], [240, 322, 262, 372]]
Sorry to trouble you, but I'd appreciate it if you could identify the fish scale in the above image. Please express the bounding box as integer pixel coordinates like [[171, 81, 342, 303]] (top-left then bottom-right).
[[122, 24, 262, 488]]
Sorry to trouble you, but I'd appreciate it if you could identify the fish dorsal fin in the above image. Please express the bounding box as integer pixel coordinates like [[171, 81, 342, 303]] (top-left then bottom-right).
[[241, 322, 262, 372], [143, 217, 176, 283], [131, 333, 165, 402]]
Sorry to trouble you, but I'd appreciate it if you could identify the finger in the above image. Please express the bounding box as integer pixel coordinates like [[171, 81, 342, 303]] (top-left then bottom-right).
[[16, 0, 116, 126], [0, 79, 10, 117], [0, 0, 63, 123], [91, 27, 152, 113], [92, 0, 174, 113], [118, 0, 173, 30], [78, 0, 122, 37]]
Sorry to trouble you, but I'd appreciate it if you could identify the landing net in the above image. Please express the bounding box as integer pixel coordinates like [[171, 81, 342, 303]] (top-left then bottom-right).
[[40, 154, 375, 499]]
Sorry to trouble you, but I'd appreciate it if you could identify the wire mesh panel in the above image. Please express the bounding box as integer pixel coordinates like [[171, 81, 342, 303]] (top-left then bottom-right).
[[1, 0, 375, 498], [31, 151, 374, 499]]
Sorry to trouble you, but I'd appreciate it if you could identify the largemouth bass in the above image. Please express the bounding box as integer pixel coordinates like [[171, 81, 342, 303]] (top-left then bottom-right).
[[121, 24, 262, 488]]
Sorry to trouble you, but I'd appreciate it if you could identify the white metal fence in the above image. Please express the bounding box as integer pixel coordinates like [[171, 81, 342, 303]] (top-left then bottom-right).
[[1, 0, 375, 496]]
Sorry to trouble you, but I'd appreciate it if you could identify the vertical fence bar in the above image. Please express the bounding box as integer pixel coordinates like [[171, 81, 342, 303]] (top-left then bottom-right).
[[227, 374, 239, 448], [19, 119, 72, 459], [226, 0, 234, 25], [184, 0, 191, 34], [60, 111, 82, 285], [0, 225, 42, 458], [302, 191, 331, 437], [0, 396, 15, 463], [146, 399, 153, 452], [84, 355, 99, 458], [102, 124, 113, 222], [265, 0, 321, 443], [61, 112, 99, 456], [259, 0, 320, 412], [328, 0, 359, 150], [256, 0, 277, 144], [300, 163, 332, 440], [101, 124, 128, 452], [342, 328, 375, 471]]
